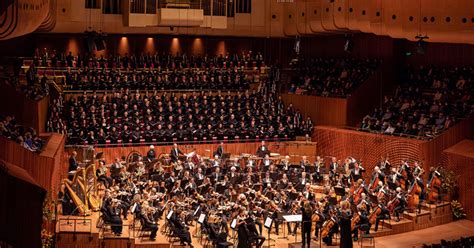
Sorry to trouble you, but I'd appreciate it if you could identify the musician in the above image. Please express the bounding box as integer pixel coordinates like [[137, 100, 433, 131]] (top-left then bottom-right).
[[302, 183, 314, 201], [301, 201, 313, 248], [110, 158, 123, 182], [280, 155, 291, 171], [256, 140, 270, 158], [211, 167, 222, 184], [146, 145, 156, 162], [170, 143, 184, 163], [262, 154, 272, 171], [300, 156, 311, 171], [339, 200, 353, 248], [393, 187, 407, 222], [350, 162, 365, 183], [297, 171, 309, 191], [214, 142, 225, 158], [68, 151, 78, 180], [170, 209, 194, 247], [108, 199, 124, 236], [212, 155, 221, 167], [374, 203, 390, 232], [329, 157, 339, 180], [229, 166, 240, 185], [195, 168, 206, 184], [352, 206, 371, 242], [388, 168, 405, 190], [313, 157, 324, 183], [141, 206, 159, 240], [96, 160, 112, 188]]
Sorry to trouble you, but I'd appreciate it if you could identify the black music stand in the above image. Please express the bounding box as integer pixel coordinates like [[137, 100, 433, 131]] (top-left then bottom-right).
[[263, 217, 275, 248]]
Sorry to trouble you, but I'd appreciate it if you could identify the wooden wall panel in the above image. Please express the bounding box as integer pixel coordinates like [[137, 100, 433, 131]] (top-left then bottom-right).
[[281, 94, 348, 127], [442, 140, 474, 221], [283, 3, 298, 36], [296, 1, 313, 35], [0, 133, 65, 196], [333, 0, 349, 30], [313, 126, 426, 173], [66, 141, 318, 164], [308, 0, 328, 33], [352, 0, 372, 33], [368, 0, 385, 35], [320, 0, 340, 31]]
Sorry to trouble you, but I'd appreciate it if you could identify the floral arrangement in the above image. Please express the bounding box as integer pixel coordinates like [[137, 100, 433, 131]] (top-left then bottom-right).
[[41, 229, 54, 248], [451, 200, 467, 220]]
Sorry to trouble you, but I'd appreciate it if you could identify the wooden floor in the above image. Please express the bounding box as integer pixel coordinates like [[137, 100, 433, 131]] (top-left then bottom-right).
[[56, 212, 474, 248]]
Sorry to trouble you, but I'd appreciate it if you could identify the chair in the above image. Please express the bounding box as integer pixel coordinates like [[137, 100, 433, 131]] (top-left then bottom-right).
[[359, 233, 375, 248]]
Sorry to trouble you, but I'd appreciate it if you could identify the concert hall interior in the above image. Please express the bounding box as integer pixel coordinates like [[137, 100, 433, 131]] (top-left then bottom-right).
[[1, 0, 474, 248]]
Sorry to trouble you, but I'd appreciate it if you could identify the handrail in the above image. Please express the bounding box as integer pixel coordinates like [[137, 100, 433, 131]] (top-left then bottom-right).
[[341, 126, 434, 141]]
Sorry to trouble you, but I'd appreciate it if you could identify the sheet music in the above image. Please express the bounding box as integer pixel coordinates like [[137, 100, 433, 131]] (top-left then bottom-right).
[[167, 210, 174, 220], [230, 219, 237, 229], [264, 216, 273, 229], [283, 214, 302, 222], [198, 213, 206, 224]]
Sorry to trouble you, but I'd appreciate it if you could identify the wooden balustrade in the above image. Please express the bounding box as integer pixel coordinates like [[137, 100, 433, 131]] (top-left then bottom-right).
[[0, 133, 65, 197]]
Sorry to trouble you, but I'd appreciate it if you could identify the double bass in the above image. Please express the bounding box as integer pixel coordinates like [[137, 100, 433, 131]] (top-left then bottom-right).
[[407, 180, 422, 211], [427, 169, 442, 203]]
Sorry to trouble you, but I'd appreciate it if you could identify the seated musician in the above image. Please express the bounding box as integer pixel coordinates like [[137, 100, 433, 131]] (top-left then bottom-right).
[[329, 157, 339, 181], [140, 205, 159, 240], [110, 158, 124, 183], [107, 199, 124, 236], [262, 154, 272, 171], [352, 204, 371, 241], [312, 156, 324, 183], [350, 162, 365, 183], [393, 187, 407, 222], [146, 145, 156, 162], [280, 155, 291, 171], [322, 206, 339, 246], [207, 219, 229, 247], [300, 156, 311, 171], [388, 168, 405, 190], [170, 209, 194, 247], [238, 210, 265, 248], [256, 140, 270, 158], [374, 203, 390, 232], [170, 143, 184, 163], [96, 160, 112, 188]]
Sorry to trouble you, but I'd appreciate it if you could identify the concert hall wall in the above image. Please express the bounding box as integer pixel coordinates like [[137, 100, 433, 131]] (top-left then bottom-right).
[[313, 117, 474, 173], [442, 140, 474, 221], [0, 160, 45, 248]]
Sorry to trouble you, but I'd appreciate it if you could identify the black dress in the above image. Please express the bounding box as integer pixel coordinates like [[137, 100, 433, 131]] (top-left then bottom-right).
[[339, 210, 353, 248]]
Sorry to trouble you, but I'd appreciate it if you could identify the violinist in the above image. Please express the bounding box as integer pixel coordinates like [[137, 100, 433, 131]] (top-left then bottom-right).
[[141, 205, 159, 240], [170, 209, 194, 247]]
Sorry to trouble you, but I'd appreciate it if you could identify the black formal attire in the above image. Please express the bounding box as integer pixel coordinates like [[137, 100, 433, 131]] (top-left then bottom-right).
[[301, 207, 312, 248], [339, 210, 353, 248]]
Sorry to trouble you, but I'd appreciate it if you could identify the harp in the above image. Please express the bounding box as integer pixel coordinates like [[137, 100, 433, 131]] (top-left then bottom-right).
[[63, 163, 101, 216]]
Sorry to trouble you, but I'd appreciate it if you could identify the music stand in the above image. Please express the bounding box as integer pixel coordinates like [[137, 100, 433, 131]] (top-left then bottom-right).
[[283, 214, 302, 244], [263, 217, 275, 248], [230, 218, 238, 246]]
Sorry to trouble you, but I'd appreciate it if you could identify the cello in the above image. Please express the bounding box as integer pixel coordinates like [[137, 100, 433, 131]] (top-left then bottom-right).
[[368, 205, 382, 225], [407, 180, 422, 211]]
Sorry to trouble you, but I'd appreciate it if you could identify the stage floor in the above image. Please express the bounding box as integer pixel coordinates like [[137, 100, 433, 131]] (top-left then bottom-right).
[[56, 212, 474, 248]]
